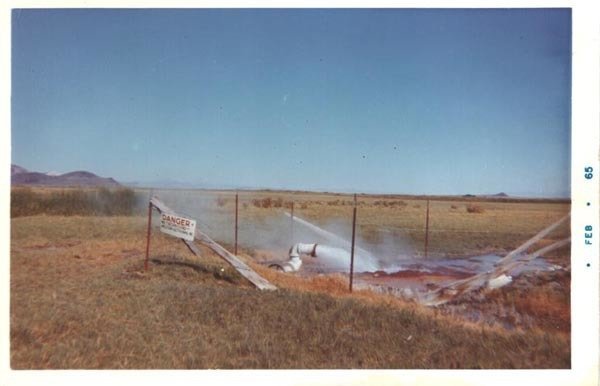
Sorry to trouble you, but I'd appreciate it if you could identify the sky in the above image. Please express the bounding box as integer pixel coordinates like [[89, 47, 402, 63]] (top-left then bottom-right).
[[11, 8, 571, 197]]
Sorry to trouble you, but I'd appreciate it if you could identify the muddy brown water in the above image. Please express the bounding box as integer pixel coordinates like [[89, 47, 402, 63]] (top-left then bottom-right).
[[286, 253, 562, 293]]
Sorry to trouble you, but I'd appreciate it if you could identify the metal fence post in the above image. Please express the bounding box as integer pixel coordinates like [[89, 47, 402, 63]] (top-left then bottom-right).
[[144, 202, 153, 271], [424, 199, 430, 258], [234, 192, 239, 255], [290, 201, 295, 243], [349, 194, 357, 292]]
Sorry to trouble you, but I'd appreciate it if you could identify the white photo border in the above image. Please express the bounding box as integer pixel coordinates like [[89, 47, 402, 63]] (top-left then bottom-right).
[[1, 1, 597, 386]]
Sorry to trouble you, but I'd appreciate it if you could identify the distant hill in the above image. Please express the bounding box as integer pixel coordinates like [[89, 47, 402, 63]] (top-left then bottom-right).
[[11, 164, 29, 175], [11, 164, 120, 187]]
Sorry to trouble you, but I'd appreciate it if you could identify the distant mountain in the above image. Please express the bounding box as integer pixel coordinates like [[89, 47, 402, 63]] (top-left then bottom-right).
[[463, 192, 511, 199], [122, 177, 237, 190], [11, 164, 28, 175], [124, 178, 203, 189], [478, 192, 510, 198], [11, 164, 120, 187]]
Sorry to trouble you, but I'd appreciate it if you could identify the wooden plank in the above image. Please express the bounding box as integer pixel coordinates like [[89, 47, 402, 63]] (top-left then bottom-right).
[[421, 218, 571, 306], [423, 236, 572, 306], [182, 239, 203, 257], [495, 237, 571, 275], [497, 214, 570, 265], [150, 197, 174, 214], [150, 196, 277, 291], [194, 229, 277, 290], [459, 237, 571, 292]]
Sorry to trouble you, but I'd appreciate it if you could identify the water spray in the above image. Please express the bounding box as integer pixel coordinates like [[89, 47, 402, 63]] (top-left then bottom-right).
[[282, 212, 379, 267], [269, 242, 380, 273]]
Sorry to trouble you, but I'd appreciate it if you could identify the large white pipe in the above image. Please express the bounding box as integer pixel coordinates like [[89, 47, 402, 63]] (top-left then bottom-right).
[[271, 243, 317, 272], [273, 243, 379, 273], [282, 212, 376, 262]]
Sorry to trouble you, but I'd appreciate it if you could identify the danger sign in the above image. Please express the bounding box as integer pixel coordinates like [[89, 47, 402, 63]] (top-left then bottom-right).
[[160, 213, 196, 241]]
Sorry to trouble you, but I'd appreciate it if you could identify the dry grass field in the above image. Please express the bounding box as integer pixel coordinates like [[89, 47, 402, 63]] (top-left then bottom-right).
[[195, 189, 571, 259], [10, 187, 571, 369]]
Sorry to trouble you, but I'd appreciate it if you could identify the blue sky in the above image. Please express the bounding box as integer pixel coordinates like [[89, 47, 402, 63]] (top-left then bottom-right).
[[11, 9, 571, 197]]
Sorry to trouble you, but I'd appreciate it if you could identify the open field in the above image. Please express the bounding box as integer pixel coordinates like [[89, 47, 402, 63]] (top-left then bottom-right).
[[141, 188, 570, 260], [10, 187, 571, 368]]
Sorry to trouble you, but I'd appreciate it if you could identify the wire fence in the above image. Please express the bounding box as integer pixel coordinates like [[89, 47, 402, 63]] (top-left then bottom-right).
[[140, 188, 571, 261]]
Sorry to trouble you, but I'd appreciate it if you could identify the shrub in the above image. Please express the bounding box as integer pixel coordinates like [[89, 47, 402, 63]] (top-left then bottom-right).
[[215, 197, 228, 207], [272, 197, 283, 208], [466, 204, 485, 213]]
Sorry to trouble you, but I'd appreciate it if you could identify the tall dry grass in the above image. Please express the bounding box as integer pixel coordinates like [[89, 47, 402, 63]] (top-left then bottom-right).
[[11, 187, 143, 217]]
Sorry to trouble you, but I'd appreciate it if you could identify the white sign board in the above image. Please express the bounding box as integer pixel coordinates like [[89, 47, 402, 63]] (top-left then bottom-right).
[[160, 213, 196, 241]]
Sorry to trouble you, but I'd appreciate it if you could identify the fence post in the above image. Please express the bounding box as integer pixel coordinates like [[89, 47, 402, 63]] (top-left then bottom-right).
[[290, 201, 295, 243], [144, 202, 153, 271], [424, 199, 430, 258], [349, 194, 357, 292], [234, 192, 239, 255]]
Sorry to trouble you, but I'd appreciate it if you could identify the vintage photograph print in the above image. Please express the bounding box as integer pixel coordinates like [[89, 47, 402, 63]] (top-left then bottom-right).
[[10, 8, 573, 370]]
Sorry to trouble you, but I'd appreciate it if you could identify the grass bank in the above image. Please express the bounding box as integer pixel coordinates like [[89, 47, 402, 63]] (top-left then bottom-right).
[[11, 215, 570, 369]]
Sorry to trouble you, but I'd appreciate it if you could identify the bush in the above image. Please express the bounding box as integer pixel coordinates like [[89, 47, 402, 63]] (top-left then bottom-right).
[[215, 197, 228, 207], [251, 197, 274, 209], [466, 204, 485, 214]]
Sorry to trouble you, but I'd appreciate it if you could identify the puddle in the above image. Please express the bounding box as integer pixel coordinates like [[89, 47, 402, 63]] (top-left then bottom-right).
[[353, 254, 562, 295]]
